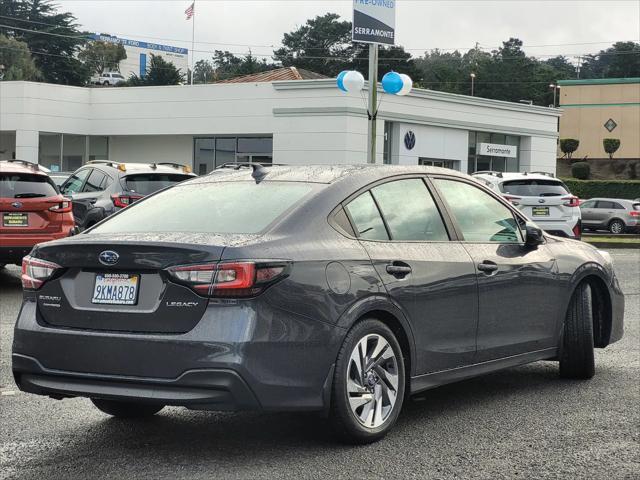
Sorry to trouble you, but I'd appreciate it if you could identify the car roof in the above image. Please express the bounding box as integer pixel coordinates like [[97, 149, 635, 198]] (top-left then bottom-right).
[[189, 164, 466, 185], [586, 198, 635, 204], [84, 161, 194, 175], [0, 160, 48, 176], [473, 172, 561, 183]]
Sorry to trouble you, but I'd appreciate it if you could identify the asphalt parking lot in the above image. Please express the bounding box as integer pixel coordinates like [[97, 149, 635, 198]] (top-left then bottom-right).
[[1, 251, 639, 480]]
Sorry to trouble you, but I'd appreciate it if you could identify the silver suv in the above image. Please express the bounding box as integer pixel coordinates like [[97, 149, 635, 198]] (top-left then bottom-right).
[[472, 171, 581, 238], [580, 198, 640, 234]]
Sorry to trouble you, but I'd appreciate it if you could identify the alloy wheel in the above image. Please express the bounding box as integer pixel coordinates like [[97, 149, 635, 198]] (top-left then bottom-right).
[[610, 221, 624, 234], [346, 333, 399, 429]]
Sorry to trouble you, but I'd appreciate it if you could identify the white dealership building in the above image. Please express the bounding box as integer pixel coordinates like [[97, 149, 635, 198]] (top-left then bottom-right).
[[0, 71, 560, 175]]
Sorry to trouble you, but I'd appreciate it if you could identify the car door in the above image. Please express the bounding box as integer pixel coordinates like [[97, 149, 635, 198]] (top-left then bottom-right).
[[432, 176, 561, 362], [579, 200, 598, 227], [344, 177, 478, 374], [61, 168, 95, 227]]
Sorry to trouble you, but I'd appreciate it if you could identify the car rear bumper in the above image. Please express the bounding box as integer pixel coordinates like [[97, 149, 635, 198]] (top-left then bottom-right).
[[12, 298, 343, 412], [532, 219, 580, 238], [0, 231, 73, 264], [13, 354, 261, 410]]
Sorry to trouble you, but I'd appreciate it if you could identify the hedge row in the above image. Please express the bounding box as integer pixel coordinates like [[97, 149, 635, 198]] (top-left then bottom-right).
[[561, 178, 640, 200]]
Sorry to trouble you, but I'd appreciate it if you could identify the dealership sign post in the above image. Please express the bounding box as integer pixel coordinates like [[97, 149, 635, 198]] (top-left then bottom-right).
[[352, 0, 396, 163]]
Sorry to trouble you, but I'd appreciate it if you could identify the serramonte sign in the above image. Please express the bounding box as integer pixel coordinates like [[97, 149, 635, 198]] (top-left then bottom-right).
[[352, 0, 396, 45]]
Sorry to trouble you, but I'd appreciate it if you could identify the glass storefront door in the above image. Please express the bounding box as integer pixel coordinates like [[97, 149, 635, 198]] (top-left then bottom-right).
[[193, 136, 273, 174], [468, 131, 520, 174]]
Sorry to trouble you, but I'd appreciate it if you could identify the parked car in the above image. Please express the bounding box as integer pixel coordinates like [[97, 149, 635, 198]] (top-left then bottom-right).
[[580, 198, 640, 234], [472, 171, 581, 239], [12, 165, 624, 443], [0, 160, 74, 266], [90, 71, 126, 86], [47, 171, 73, 188], [59, 161, 195, 230]]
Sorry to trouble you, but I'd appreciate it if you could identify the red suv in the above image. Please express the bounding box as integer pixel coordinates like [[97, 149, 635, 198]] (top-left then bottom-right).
[[0, 160, 75, 266]]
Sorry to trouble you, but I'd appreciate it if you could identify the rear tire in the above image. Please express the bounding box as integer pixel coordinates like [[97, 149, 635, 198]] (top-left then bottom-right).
[[91, 398, 164, 418], [609, 219, 625, 234], [330, 319, 405, 444], [559, 283, 595, 379]]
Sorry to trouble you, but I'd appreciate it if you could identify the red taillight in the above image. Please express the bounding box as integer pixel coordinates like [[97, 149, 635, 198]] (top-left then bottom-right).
[[503, 195, 521, 206], [48, 200, 72, 213], [111, 194, 143, 208], [563, 196, 580, 207], [21, 255, 61, 290], [573, 220, 582, 240], [166, 261, 288, 297], [629, 211, 640, 217]]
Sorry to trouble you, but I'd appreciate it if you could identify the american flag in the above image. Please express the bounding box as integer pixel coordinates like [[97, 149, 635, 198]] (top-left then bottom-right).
[[185, 2, 194, 20]]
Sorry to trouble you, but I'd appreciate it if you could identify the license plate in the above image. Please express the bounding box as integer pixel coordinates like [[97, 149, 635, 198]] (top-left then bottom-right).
[[92, 273, 139, 305], [3, 212, 28, 227], [531, 207, 550, 216]]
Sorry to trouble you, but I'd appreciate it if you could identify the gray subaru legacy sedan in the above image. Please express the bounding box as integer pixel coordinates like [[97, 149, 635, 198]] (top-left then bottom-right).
[[12, 165, 624, 443]]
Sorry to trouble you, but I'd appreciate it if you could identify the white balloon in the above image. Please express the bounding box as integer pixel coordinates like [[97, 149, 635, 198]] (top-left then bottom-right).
[[343, 70, 365, 93], [397, 74, 413, 96]]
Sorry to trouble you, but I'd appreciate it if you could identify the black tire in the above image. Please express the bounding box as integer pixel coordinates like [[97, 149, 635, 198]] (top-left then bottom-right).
[[330, 319, 405, 444], [91, 398, 164, 418], [559, 283, 595, 379], [609, 219, 625, 235], [103, 81, 110, 86]]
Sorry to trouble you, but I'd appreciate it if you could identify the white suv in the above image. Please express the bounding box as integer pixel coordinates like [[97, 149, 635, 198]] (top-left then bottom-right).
[[90, 72, 126, 86], [472, 171, 582, 239]]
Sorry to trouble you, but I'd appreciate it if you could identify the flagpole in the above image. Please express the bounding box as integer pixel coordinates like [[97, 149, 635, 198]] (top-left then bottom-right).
[[190, 1, 195, 85]]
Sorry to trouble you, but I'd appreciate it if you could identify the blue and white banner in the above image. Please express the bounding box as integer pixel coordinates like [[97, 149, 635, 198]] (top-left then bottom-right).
[[90, 34, 188, 56], [352, 0, 396, 45]]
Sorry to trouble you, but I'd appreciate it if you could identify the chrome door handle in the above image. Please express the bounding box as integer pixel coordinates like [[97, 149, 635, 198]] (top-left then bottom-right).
[[386, 264, 412, 277]]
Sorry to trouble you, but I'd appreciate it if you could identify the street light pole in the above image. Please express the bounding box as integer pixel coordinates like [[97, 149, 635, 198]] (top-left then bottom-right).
[[549, 83, 560, 107], [367, 43, 379, 164], [470, 73, 476, 96]]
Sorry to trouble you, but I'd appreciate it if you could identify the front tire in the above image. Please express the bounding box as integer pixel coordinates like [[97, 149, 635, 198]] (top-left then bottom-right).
[[609, 219, 625, 234], [559, 283, 595, 379], [91, 398, 164, 418], [330, 319, 405, 444]]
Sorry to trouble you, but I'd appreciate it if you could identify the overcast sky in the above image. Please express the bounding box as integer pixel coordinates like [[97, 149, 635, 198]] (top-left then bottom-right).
[[57, 0, 640, 66]]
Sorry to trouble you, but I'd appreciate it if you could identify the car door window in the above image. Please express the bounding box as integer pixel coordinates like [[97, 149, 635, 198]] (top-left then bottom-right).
[[61, 169, 91, 194], [434, 178, 521, 243], [611, 202, 624, 209], [580, 200, 596, 208], [597, 201, 614, 209], [370, 179, 449, 241], [345, 191, 389, 241], [83, 170, 107, 193]]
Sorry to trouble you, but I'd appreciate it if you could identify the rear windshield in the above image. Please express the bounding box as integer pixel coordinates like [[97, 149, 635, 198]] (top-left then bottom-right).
[[633, 203, 640, 211], [500, 179, 569, 197], [91, 181, 315, 234], [0, 173, 58, 198], [123, 174, 193, 195]]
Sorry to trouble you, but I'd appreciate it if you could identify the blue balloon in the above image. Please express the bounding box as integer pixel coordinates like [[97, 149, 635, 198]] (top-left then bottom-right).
[[382, 71, 403, 95], [336, 71, 348, 92]]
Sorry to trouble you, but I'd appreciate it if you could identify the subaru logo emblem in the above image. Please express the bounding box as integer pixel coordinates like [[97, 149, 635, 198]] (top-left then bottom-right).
[[404, 131, 416, 150], [538, 199, 546, 204], [98, 250, 119, 266], [11, 202, 22, 208]]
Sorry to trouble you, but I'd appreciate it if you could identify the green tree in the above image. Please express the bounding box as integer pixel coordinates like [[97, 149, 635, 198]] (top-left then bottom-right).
[[0, 34, 41, 80], [127, 54, 184, 86], [581, 42, 640, 78], [0, 0, 91, 85], [354, 44, 419, 82], [273, 13, 353, 76], [603, 138, 621, 159], [208, 50, 276, 81], [560, 138, 580, 161], [78, 40, 127, 77], [192, 59, 214, 83]]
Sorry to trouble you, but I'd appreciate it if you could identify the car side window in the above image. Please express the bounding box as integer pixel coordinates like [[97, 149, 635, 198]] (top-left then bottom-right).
[[597, 201, 614, 209], [345, 192, 389, 241], [434, 178, 522, 243], [612, 202, 624, 209], [83, 170, 107, 193], [370, 178, 449, 241], [580, 200, 596, 208], [61, 169, 91, 194]]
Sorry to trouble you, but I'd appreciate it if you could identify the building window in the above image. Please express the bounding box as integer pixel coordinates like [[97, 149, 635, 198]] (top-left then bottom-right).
[[193, 136, 273, 174], [383, 122, 393, 165], [467, 131, 520, 174], [38, 133, 109, 171], [419, 158, 459, 170]]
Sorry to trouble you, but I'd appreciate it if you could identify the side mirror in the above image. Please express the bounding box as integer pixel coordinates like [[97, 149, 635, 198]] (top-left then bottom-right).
[[524, 222, 544, 248]]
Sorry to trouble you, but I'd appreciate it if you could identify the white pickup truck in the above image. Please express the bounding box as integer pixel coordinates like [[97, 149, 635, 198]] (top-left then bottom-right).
[[90, 72, 126, 86]]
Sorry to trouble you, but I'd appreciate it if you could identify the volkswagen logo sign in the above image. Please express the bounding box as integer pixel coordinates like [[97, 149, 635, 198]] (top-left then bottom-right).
[[404, 131, 416, 150], [538, 199, 546, 204], [11, 202, 22, 209], [98, 250, 119, 266]]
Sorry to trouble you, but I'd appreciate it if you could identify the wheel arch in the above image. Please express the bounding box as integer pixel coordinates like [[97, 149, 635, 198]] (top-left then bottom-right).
[[336, 295, 417, 377], [568, 267, 613, 348]]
